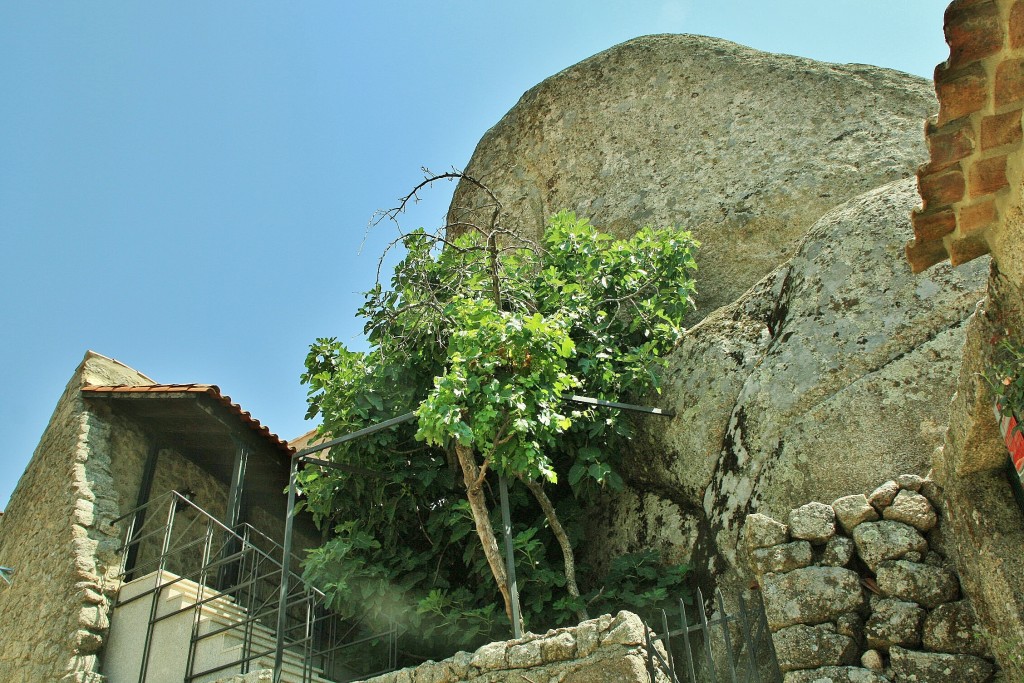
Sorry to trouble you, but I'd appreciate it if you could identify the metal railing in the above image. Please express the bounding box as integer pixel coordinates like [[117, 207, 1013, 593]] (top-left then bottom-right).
[[643, 587, 781, 683], [112, 490, 398, 682]]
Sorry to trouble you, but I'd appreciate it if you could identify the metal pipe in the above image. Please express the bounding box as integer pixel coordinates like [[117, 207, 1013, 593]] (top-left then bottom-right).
[[273, 457, 298, 683], [566, 394, 675, 417], [498, 474, 522, 638], [293, 412, 417, 459]]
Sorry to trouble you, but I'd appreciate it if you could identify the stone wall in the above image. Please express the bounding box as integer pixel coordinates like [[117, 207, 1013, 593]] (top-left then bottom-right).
[[0, 352, 156, 683], [744, 474, 999, 682], [0, 351, 333, 682], [352, 611, 666, 683], [128, 446, 232, 579]]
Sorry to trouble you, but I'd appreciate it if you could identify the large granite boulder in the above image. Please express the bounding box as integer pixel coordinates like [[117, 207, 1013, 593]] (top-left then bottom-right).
[[592, 178, 987, 580], [448, 34, 986, 605], [451, 34, 936, 322]]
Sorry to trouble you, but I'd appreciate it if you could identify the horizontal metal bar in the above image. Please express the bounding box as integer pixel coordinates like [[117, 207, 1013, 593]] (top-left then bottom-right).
[[666, 612, 737, 638], [294, 395, 670, 473], [296, 454, 384, 477], [294, 412, 417, 460], [566, 394, 674, 417]]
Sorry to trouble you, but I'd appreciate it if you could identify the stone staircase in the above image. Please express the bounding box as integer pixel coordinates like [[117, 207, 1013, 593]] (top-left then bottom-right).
[[105, 570, 333, 683]]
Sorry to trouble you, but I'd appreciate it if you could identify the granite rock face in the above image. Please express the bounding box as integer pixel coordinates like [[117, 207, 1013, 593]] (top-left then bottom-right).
[[457, 38, 994, 592], [446, 34, 996, 677], [635, 180, 982, 577], [589, 179, 986, 593], [451, 34, 936, 322]]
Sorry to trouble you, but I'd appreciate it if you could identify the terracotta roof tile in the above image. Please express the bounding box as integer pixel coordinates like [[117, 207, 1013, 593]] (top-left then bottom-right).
[[82, 384, 294, 455]]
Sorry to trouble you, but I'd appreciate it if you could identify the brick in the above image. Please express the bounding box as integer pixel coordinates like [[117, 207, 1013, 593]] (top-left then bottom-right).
[[926, 118, 976, 170], [981, 109, 1023, 149], [917, 165, 966, 208], [949, 233, 991, 265], [1012, 0, 1024, 50], [906, 238, 950, 273], [958, 199, 998, 234], [936, 62, 988, 124], [912, 207, 957, 241], [969, 154, 1009, 196], [996, 58, 1024, 108], [944, 0, 1001, 69]]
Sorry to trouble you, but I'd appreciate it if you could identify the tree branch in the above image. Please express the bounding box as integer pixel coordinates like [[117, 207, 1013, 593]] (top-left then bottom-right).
[[518, 475, 589, 623]]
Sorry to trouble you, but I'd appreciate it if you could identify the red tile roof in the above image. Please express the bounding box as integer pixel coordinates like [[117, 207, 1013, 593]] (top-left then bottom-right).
[[82, 384, 294, 455]]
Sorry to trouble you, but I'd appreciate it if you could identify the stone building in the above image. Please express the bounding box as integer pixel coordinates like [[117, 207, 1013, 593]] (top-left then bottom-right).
[[0, 351, 320, 682]]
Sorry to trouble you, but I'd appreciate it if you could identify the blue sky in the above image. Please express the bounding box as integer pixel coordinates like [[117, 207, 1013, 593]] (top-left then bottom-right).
[[1, 1, 950, 508]]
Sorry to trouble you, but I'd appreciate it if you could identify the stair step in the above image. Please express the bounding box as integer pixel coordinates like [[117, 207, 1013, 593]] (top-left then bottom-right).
[[110, 570, 349, 683]]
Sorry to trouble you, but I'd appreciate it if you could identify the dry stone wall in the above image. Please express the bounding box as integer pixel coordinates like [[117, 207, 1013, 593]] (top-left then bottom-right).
[[744, 474, 999, 682], [353, 611, 665, 683]]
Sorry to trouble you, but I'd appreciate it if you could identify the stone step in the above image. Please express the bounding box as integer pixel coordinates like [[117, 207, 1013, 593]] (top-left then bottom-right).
[[110, 570, 335, 683]]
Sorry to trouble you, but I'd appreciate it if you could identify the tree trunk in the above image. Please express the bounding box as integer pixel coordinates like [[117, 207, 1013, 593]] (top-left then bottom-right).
[[454, 443, 514, 623], [520, 476, 589, 622]]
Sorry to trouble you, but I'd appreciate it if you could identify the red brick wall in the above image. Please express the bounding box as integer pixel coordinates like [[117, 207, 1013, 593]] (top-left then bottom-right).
[[908, 0, 1024, 272]]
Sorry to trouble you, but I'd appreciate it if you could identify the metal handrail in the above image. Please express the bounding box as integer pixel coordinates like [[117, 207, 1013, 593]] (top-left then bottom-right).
[[115, 490, 325, 600], [113, 489, 396, 682]]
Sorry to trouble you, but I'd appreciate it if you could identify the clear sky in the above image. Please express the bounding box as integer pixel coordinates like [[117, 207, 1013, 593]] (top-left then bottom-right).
[[1, 1, 951, 508]]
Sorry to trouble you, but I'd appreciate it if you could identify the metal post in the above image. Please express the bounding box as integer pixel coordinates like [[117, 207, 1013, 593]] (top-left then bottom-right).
[[716, 589, 739, 682], [697, 588, 718, 681], [124, 442, 161, 580], [220, 438, 249, 590], [140, 496, 177, 683], [498, 474, 522, 638], [736, 593, 762, 683], [274, 457, 298, 683]]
